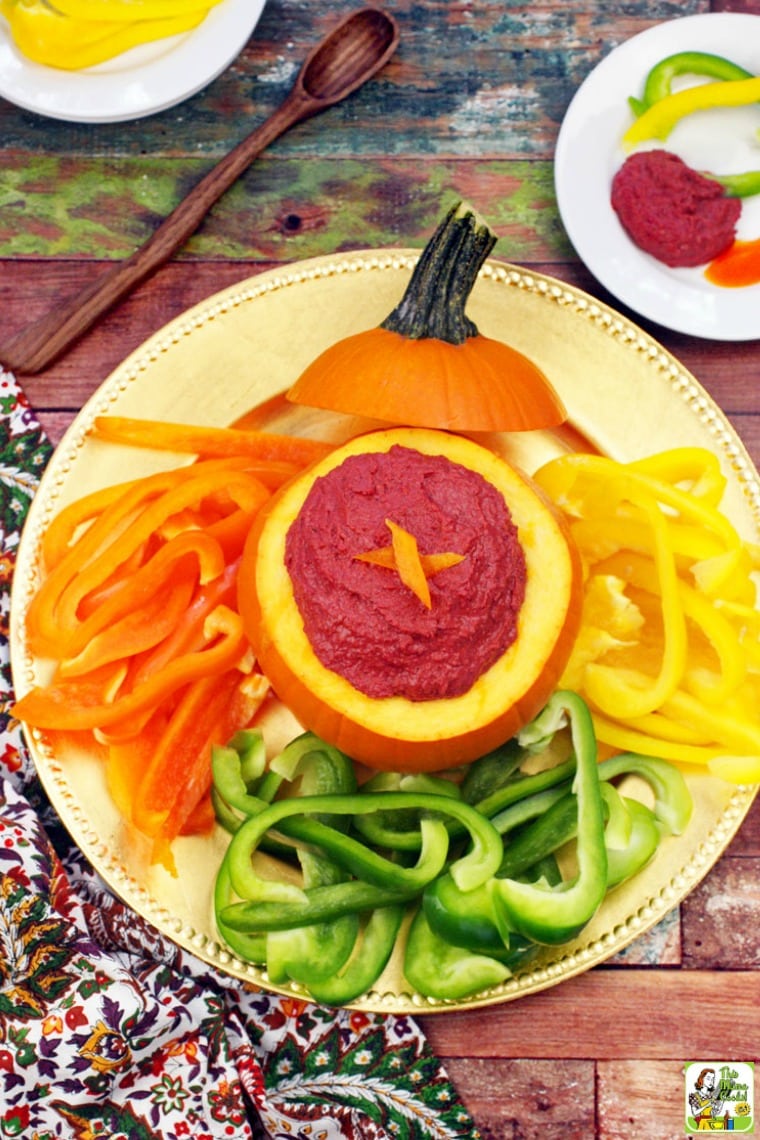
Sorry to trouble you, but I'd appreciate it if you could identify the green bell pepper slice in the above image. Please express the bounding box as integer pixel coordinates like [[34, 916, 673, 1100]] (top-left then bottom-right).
[[306, 904, 406, 1005], [629, 51, 754, 116], [350, 771, 461, 851], [230, 731, 362, 986], [220, 878, 416, 932], [224, 789, 503, 904], [603, 792, 661, 889], [597, 752, 692, 836], [423, 855, 559, 962], [266, 846, 360, 986], [490, 691, 607, 945], [403, 907, 510, 1001]]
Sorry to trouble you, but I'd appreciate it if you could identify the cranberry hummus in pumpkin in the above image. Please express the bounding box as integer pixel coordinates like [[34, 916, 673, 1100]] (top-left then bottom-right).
[[239, 427, 581, 771]]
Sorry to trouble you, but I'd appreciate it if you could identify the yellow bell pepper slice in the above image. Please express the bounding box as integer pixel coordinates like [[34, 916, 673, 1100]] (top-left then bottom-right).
[[596, 549, 747, 706], [581, 511, 687, 720], [536, 447, 760, 780], [623, 75, 760, 150], [626, 446, 727, 505], [708, 755, 760, 784], [5, 0, 210, 70], [590, 713, 733, 766], [49, 0, 218, 19]]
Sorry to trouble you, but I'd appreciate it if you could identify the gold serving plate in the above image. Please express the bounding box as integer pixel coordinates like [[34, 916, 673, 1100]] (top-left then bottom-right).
[[10, 252, 759, 1013]]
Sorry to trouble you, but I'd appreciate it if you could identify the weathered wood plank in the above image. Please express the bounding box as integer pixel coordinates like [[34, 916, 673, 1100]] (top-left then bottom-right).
[[682, 856, 760, 968], [419, 969, 760, 1060], [442, 1057, 596, 1138], [0, 0, 709, 156], [730, 795, 760, 857], [0, 158, 565, 260], [597, 1060, 690, 1139]]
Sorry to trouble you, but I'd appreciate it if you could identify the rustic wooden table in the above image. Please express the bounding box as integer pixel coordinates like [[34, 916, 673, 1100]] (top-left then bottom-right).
[[2, 0, 759, 1135]]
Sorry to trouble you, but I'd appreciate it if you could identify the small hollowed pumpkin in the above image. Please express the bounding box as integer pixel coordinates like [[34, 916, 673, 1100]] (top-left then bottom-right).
[[238, 427, 581, 772], [286, 201, 567, 433]]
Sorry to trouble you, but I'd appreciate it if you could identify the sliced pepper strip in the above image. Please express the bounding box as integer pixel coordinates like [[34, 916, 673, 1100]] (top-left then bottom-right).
[[305, 905, 406, 1005], [264, 734, 364, 991], [403, 908, 511, 1001], [224, 790, 504, 905], [57, 530, 225, 662], [623, 76, 760, 149], [129, 559, 238, 687], [5, 1, 210, 71], [603, 793, 660, 888], [52, 469, 268, 638], [92, 416, 334, 465], [595, 550, 747, 706], [631, 51, 754, 115], [581, 488, 687, 719], [596, 752, 692, 835], [489, 691, 607, 946], [590, 713, 732, 765], [57, 572, 196, 678], [536, 453, 743, 550], [12, 605, 247, 732], [220, 879, 417, 932], [27, 458, 256, 652], [52, 0, 219, 19], [131, 669, 267, 841]]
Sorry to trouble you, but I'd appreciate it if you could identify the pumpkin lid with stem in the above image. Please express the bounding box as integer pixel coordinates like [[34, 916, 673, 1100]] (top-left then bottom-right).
[[286, 201, 567, 433]]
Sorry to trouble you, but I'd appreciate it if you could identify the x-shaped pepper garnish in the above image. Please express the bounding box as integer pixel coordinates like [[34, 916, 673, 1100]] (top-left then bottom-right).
[[355, 518, 464, 608]]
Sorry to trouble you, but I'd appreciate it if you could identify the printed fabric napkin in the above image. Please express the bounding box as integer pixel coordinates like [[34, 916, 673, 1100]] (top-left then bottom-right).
[[0, 369, 480, 1140]]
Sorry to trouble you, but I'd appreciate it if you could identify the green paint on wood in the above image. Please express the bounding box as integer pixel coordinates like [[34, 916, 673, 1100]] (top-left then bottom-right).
[[0, 156, 572, 261]]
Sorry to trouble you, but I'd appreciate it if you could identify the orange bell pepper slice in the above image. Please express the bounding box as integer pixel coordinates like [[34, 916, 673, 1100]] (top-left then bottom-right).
[[27, 458, 260, 653], [45, 469, 268, 653], [127, 559, 239, 690], [131, 669, 270, 843], [92, 415, 334, 466], [12, 605, 247, 732], [57, 530, 225, 663], [57, 573, 196, 678]]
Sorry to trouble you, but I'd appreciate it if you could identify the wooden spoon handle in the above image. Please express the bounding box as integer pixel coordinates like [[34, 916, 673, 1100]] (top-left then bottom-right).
[[1, 88, 314, 376]]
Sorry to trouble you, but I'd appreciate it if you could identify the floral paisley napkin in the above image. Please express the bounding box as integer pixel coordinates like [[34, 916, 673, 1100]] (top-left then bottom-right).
[[0, 370, 479, 1140]]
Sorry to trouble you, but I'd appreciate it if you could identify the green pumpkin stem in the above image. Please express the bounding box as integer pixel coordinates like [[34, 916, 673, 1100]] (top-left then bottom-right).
[[381, 201, 497, 345]]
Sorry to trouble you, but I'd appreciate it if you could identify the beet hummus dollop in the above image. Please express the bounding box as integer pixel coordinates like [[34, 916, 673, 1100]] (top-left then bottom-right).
[[285, 444, 527, 702], [611, 150, 740, 267]]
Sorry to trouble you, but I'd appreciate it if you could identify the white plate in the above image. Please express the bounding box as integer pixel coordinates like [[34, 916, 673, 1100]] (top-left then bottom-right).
[[0, 0, 266, 123], [555, 13, 760, 341]]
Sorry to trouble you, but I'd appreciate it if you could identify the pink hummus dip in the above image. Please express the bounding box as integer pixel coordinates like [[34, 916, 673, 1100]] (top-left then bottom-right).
[[285, 445, 527, 701], [611, 150, 740, 268]]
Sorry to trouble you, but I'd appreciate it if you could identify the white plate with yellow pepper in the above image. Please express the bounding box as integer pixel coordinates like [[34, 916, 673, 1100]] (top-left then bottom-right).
[[0, 0, 266, 122]]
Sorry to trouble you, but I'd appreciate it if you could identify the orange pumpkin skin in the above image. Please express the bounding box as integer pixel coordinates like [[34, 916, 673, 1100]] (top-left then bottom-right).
[[238, 428, 582, 772], [286, 327, 567, 433]]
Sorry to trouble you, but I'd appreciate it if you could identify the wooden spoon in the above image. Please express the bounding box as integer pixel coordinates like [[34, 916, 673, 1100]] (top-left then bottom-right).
[[1, 7, 399, 375]]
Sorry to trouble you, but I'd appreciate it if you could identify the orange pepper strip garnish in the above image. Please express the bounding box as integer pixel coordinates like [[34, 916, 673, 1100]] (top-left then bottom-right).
[[384, 519, 431, 608], [355, 518, 464, 609]]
